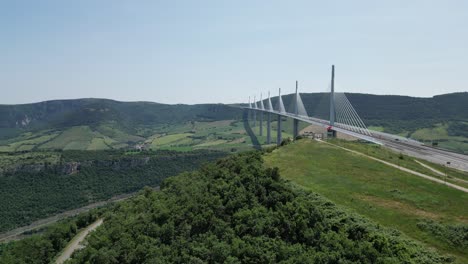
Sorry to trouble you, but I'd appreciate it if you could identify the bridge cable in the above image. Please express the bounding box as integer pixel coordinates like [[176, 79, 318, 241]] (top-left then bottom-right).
[[335, 92, 371, 136], [342, 94, 372, 136], [334, 92, 372, 136], [336, 93, 361, 133], [336, 93, 353, 130]]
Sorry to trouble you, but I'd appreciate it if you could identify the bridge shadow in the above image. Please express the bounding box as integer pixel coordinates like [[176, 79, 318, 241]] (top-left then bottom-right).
[[243, 110, 262, 150]]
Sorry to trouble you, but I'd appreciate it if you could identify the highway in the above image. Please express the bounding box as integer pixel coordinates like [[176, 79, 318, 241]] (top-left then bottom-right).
[[381, 138, 468, 172]]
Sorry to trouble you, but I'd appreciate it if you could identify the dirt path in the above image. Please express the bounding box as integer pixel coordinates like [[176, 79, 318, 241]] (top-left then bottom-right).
[[415, 160, 468, 185], [318, 140, 468, 193], [55, 218, 103, 264], [414, 160, 445, 176]]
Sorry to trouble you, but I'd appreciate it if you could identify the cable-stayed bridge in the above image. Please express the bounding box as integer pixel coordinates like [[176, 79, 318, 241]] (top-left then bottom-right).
[[244, 65, 468, 172]]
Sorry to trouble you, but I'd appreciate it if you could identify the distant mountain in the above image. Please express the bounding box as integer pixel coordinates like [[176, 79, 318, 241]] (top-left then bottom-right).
[[3, 93, 466, 137], [0, 93, 467, 153], [0, 99, 247, 152], [0, 99, 242, 139]]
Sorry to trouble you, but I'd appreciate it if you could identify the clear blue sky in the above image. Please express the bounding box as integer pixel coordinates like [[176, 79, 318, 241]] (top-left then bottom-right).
[[1, 0, 467, 104]]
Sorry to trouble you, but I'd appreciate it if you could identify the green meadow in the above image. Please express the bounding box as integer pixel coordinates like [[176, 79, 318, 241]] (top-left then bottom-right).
[[264, 139, 468, 263]]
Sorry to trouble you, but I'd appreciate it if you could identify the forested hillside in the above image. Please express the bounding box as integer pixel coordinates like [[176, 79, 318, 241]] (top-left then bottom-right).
[[0, 99, 244, 150], [0, 149, 226, 232], [0, 99, 241, 136], [56, 152, 450, 263], [0, 99, 247, 152]]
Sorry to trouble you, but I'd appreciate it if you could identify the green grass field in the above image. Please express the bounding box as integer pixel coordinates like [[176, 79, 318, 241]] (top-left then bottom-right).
[[264, 139, 468, 263], [96, 124, 144, 143], [0, 119, 259, 152], [150, 133, 193, 146], [141, 116, 307, 151], [408, 123, 468, 154], [38, 126, 95, 150], [370, 122, 468, 154], [330, 139, 468, 188], [0, 133, 59, 152], [146, 120, 258, 152], [87, 137, 112, 150], [368, 126, 385, 132]]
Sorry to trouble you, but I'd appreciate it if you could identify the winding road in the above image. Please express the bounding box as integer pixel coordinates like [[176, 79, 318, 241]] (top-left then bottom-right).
[[55, 218, 103, 264]]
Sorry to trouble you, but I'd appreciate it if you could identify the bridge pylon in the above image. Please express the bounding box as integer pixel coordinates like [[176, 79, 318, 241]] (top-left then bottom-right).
[[259, 94, 263, 136], [293, 81, 299, 139], [248, 96, 251, 121], [277, 88, 283, 146], [253, 95, 257, 127], [266, 91, 271, 144], [328, 65, 337, 138]]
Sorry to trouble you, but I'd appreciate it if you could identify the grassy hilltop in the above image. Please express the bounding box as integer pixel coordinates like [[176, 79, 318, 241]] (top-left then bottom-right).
[[264, 139, 468, 263]]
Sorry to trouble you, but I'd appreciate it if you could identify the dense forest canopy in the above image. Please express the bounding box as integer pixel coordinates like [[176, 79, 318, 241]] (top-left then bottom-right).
[[0, 149, 226, 232], [53, 152, 452, 263]]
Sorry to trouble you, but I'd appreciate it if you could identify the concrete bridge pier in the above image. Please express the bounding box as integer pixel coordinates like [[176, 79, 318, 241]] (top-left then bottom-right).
[[293, 119, 299, 139], [266, 113, 271, 144], [259, 112, 263, 136], [247, 96, 252, 123], [253, 110, 256, 127], [277, 114, 282, 146]]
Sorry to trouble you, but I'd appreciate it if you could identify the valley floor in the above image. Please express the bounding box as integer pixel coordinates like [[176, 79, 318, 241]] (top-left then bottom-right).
[[0, 187, 158, 243]]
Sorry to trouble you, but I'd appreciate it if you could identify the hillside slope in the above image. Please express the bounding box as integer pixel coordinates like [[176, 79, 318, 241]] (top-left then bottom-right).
[[264, 139, 468, 263], [7, 152, 448, 264], [0, 99, 246, 151], [0, 99, 242, 138]]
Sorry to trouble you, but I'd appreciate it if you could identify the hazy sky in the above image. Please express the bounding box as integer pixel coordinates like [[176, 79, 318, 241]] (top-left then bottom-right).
[[1, 0, 467, 105]]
